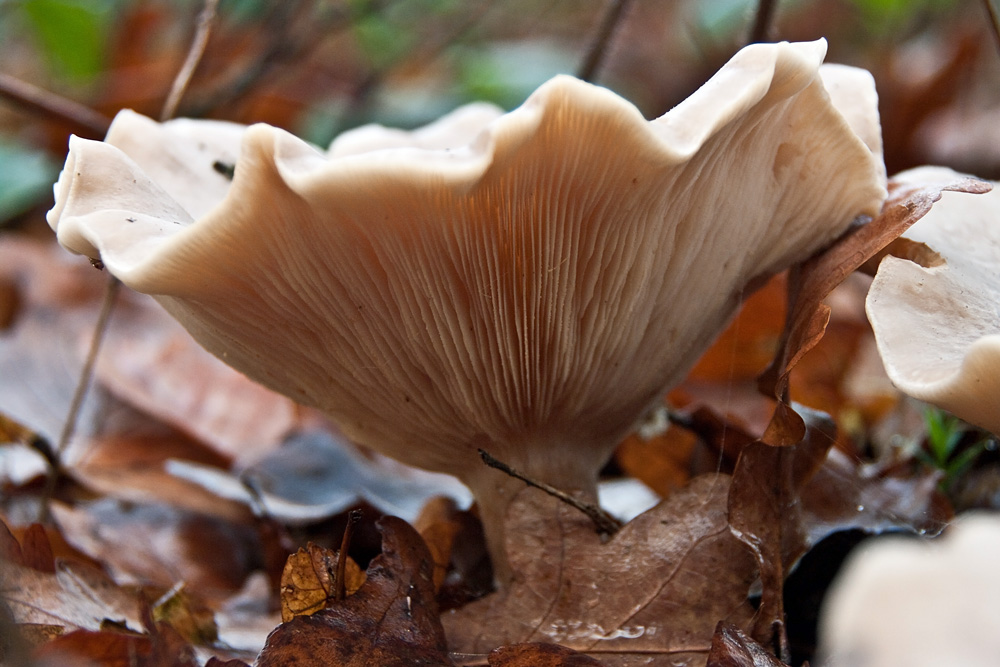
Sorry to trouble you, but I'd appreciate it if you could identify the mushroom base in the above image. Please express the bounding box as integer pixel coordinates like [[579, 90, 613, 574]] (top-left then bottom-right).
[[462, 446, 605, 586]]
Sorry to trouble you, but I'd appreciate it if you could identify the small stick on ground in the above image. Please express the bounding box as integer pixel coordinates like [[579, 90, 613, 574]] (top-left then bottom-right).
[[478, 449, 622, 536]]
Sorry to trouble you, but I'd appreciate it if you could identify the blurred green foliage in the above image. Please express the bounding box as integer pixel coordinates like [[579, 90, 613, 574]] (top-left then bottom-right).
[[12, 0, 119, 83], [0, 139, 58, 225]]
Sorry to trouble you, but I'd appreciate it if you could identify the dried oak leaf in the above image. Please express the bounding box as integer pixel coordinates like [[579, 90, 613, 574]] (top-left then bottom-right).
[[443, 474, 756, 666], [279, 542, 365, 622], [257, 516, 452, 667], [758, 170, 990, 446], [489, 642, 608, 666], [706, 622, 789, 667]]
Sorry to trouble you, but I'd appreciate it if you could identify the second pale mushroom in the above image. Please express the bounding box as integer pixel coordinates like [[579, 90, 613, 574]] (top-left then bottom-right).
[[47, 40, 886, 579]]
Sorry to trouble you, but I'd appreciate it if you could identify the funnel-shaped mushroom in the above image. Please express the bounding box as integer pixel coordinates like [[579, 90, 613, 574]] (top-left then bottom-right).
[[48, 40, 884, 577], [866, 167, 999, 434]]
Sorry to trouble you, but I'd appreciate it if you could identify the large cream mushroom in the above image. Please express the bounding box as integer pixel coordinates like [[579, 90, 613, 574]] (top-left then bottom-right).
[[48, 40, 885, 579], [818, 514, 1000, 667], [866, 167, 999, 434]]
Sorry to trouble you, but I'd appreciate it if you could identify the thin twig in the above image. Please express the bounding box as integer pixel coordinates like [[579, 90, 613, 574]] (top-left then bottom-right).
[[982, 0, 1000, 61], [54, 277, 120, 459], [334, 509, 362, 601], [160, 0, 220, 121], [747, 0, 778, 45], [577, 0, 633, 83], [0, 73, 110, 137], [478, 449, 622, 536]]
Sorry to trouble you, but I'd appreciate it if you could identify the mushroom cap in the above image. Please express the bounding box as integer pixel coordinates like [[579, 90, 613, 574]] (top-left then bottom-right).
[[819, 514, 1000, 666], [48, 40, 885, 485], [866, 167, 1000, 434]]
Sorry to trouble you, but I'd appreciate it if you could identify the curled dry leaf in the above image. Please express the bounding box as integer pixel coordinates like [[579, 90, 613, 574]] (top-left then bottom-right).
[[727, 405, 837, 658], [257, 516, 452, 667], [727, 405, 950, 657], [706, 622, 789, 667], [758, 169, 990, 446], [279, 543, 365, 622], [443, 475, 757, 666]]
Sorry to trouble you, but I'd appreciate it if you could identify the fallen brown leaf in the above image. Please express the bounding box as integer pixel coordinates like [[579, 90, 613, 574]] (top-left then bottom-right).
[[728, 405, 951, 659], [488, 642, 608, 666], [0, 558, 143, 633], [728, 406, 836, 658], [443, 475, 757, 666], [758, 170, 991, 446], [51, 499, 261, 604], [706, 622, 789, 667], [257, 516, 452, 667], [279, 542, 365, 622], [32, 624, 197, 667]]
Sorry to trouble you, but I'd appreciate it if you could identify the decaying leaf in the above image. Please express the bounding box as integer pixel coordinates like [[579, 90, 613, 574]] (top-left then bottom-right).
[[728, 405, 836, 657], [151, 584, 219, 646], [727, 405, 950, 658], [32, 623, 198, 667], [488, 642, 608, 666], [0, 558, 143, 633], [257, 516, 452, 667], [758, 170, 990, 446], [443, 475, 757, 666], [279, 542, 365, 622]]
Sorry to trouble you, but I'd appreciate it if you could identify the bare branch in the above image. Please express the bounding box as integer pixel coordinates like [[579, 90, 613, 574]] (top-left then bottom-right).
[[0, 72, 110, 137], [577, 0, 634, 83], [160, 0, 221, 121]]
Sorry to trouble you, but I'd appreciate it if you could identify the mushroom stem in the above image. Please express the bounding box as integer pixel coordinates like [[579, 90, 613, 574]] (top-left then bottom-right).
[[463, 442, 608, 584], [478, 448, 622, 536]]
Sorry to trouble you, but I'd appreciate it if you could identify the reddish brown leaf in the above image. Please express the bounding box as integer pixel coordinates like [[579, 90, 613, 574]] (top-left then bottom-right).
[[204, 658, 252, 667], [728, 406, 837, 659], [32, 625, 197, 667], [20, 523, 56, 573], [257, 516, 453, 667], [0, 517, 25, 565], [706, 622, 789, 667], [758, 171, 991, 446], [489, 642, 608, 666], [444, 475, 757, 666]]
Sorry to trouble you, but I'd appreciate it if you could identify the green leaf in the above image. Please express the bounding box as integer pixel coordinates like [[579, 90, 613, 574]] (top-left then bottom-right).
[[17, 0, 115, 83], [0, 139, 59, 225]]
